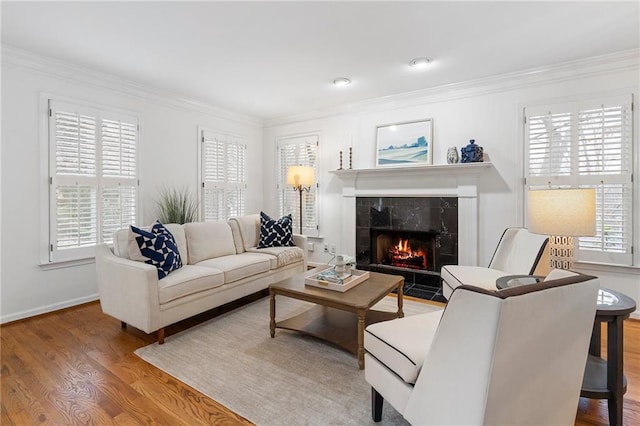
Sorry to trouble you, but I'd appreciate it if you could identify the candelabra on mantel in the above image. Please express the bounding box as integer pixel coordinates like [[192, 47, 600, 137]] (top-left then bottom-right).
[[337, 147, 353, 170]]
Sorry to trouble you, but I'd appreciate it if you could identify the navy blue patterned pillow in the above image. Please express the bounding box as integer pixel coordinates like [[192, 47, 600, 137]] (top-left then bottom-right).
[[130, 222, 183, 279], [258, 211, 294, 248]]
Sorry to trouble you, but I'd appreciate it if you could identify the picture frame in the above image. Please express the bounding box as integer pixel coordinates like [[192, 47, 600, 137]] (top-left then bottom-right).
[[375, 119, 433, 167]]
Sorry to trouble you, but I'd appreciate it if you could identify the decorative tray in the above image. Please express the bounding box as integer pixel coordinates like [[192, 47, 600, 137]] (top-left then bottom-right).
[[305, 268, 370, 292]]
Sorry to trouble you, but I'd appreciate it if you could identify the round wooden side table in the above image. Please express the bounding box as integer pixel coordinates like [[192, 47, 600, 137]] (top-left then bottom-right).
[[581, 287, 636, 426]]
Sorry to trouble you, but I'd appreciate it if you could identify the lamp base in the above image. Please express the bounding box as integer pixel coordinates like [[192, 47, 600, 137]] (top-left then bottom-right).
[[549, 235, 575, 270]]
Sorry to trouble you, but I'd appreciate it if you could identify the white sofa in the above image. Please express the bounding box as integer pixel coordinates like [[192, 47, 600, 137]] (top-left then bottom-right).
[[96, 214, 307, 343]]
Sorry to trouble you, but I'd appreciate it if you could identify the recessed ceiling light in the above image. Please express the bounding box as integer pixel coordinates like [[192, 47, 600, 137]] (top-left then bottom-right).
[[409, 57, 431, 68], [333, 77, 351, 87]]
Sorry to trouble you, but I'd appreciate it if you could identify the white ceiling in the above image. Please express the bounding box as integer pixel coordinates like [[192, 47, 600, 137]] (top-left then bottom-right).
[[2, 1, 639, 120]]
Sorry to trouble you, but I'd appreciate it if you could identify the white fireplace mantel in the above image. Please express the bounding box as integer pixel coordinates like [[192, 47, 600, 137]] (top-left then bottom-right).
[[329, 162, 492, 179], [329, 162, 493, 267]]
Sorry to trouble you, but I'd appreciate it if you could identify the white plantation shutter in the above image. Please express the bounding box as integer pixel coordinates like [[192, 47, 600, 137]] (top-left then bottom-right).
[[55, 185, 97, 250], [49, 100, 138, 262], [525, 95, 633, 265], [201, 130, 246, 221], [102, 119, 137, 177], [100, 116, 138, 244], [527, 110, 572, 179], [277, 135, 318, 236], [102, 185, 137, 243]]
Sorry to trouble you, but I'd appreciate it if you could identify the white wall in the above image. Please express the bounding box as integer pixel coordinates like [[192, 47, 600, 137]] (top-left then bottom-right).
[[263, 52, 640, 317], [0, 48, 263, 322]]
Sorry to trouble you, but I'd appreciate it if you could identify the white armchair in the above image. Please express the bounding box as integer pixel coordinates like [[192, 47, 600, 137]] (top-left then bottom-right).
[[441, 227, 549, 299], [364, 269, 600, 425]]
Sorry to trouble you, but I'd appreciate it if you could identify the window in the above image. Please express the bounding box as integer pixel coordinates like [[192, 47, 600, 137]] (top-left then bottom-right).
[[525, 94, 633, 265], [48, 100, 138, 262], [200, 129, 246, 221], [277, 134, 318, 236]]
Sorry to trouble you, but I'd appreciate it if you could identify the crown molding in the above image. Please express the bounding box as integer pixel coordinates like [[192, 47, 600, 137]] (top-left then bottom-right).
[[264, 49, 640, 128], [1, 44, 263, 127]]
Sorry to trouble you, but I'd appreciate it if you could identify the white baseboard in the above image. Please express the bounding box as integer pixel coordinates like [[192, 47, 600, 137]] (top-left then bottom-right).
[[1, 293, 100, 324]]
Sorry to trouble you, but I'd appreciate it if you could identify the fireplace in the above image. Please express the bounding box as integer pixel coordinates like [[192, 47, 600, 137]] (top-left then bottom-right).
[[356, 197, 458, 301]]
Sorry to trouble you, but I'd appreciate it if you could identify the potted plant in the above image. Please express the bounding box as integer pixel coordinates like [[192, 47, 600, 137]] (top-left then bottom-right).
[[156, 186, 199, 224]]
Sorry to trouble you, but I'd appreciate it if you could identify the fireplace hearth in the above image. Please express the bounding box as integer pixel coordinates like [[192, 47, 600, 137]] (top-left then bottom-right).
[[356, 197, 458, 301]]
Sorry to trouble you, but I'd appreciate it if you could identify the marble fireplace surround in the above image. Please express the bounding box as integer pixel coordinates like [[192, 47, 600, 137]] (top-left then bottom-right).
[[329, 163, 492, 267]]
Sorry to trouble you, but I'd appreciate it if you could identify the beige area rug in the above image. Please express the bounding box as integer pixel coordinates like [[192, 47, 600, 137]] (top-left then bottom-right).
[[135, 296, 443, 426]]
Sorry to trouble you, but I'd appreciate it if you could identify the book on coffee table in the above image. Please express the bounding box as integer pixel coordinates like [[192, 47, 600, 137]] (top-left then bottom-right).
[[305, 268, 370, 292], [316, 269, 352, 284]]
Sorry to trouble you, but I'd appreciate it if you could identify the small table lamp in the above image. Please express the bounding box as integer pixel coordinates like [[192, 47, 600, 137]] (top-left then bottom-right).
[[527, 188, 596, 270], [286, 165, 315, 234]]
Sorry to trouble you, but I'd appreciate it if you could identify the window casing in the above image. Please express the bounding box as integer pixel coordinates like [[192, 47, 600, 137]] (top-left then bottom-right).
[[524, 94, 634, 265], [200, 129, 246, 221], [48, 99, 138, 262], [277, 134, 319, 236]]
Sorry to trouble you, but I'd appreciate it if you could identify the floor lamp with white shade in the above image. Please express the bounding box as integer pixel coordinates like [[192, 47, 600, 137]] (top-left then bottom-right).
[[286, 165, 314, 234], [527, 188, 596, 270]]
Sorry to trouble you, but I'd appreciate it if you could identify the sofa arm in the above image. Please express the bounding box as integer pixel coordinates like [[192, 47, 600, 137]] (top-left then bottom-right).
[[95, 244, 161, 333], [293, 233, 307, 249], [293, 234, 308, 270]]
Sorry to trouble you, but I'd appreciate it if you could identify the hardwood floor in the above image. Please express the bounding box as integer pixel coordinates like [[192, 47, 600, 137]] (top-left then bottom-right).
[[2, 296, 639, 425]]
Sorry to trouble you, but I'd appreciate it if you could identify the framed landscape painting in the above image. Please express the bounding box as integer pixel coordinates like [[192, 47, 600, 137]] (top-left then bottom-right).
[[375, 119, 433, 167]]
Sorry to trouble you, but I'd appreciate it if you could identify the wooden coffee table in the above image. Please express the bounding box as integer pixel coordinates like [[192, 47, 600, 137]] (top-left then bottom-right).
[[269, 267, 404, 369]]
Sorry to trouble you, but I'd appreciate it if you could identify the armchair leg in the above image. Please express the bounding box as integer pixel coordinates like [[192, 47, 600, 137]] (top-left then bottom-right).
[[121, 321, 127, 329], [372, 387, 383, 422], [157, 328, 165, 344]]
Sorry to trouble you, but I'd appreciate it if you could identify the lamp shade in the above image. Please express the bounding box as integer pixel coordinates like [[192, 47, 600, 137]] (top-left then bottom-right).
[[286, 166, 315, 187], [527, 188, 596, 236]]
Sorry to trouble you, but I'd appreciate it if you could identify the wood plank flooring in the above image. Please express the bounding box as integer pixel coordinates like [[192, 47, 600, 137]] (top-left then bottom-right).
[[2, 295, 639, 425]]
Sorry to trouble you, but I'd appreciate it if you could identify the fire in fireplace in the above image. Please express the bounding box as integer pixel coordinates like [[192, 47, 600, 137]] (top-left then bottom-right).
[[387, 238, 427, 269], [371, 229, 437, 272]]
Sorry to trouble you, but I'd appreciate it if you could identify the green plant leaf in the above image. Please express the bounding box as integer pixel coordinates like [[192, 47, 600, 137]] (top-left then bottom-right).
[[156, 186, 199, 224]]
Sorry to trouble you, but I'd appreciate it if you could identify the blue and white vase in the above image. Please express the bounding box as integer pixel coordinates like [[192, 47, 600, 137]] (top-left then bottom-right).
[[460, 139, 484, 163], [447, 147, 459, 164]]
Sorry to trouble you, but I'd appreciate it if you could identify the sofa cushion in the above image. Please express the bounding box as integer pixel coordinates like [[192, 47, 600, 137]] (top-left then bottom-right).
[[114, 223, 187, 261], [158, 265, 225, 304], [229, 214, 261, 252], [258, 211, 294, 248], [228, 219, 246, 254], [184, 221, 236, 264], [127, 222, 183, 279], [195, 253, 271, 283], [365, 310, 443, 384], [247, 246, 304, 269]]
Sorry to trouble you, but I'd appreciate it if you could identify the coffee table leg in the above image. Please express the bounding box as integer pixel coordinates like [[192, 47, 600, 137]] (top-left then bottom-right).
[[269, 291, 276, 338], [397, 281, 404, 318], [357, 309, 366, 370]]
